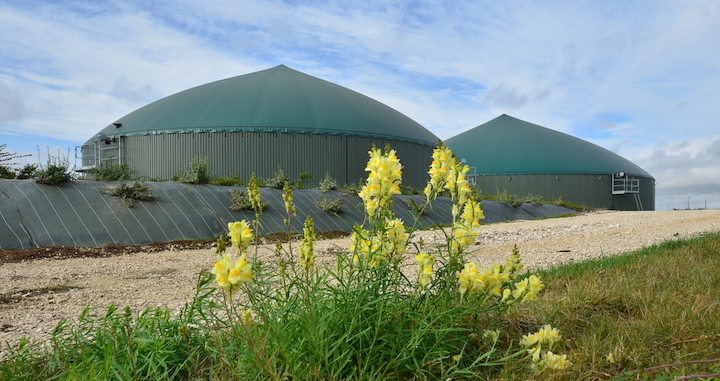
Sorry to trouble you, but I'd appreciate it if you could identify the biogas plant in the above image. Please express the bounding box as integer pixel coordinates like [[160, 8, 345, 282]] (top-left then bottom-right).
[[80, 65, 654, 211]]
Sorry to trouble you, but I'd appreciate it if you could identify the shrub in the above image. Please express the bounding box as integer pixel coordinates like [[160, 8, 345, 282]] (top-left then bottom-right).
[[87, 160, 132, 181], [172, 156, 210, 184], [494, 189, 524, 208], [15, 164, 37, 179], [266, 167, 290, 189], [484, 189, 547, 208], [402, 197, 426, 215], [0, 164, 13, 179], [340, 179, 363, 195], [106, 180, 158, 207], [296, 171, 313, 189], [229, 188, 268, 212], [400, 185, 423, 195], [210, 176, 244, 186], [316, 194, 343, 213], [319, 172, 338, 192], [35, 148, 72, 185]]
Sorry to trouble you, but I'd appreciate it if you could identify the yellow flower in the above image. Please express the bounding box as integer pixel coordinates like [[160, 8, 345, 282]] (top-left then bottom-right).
[[501, 245, 524, 280], [507, 274, 545, 304], [349, 228, 373, 266], [523, 275, 545, 302], [529, 347, 542, 363], [606, 353, 616, 364], [425, 142, 456, 201], [211, 252, 252, 296], [482, 329, 500, 342], [248, 173, 262, 214], [299, 216, 316, 271], [458, 262, 480, 297], [520, 333, 539, 348], [540, 351, 571, 370], [444, 162, 471, 206], [359, 147, 403, 218], [460, 199, 484, 228], [537, 324, 561, 346], [448, 200, 483, 258], [382, 218, 407, 257], [211, 253, 234, 292], [350, 219, 407, 269], [415, 253, 434, 288], [282, 182, 296, 216], [228, 220, 253, 253]]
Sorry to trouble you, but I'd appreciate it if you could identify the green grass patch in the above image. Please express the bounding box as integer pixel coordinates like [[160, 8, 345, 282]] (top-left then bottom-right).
[[502, 232, 720, 380]]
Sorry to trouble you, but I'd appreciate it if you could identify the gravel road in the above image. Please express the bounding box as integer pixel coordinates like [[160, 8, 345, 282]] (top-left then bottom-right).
[[1, 209, 718, 351]]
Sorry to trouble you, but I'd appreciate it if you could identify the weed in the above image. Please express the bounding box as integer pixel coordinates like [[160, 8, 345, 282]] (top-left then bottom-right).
[[266, 167, 290, 188], [402, 197, 426, 215], [15, 164, 37, 179], [106, 180, 158, 207], [316, 194, 343, 213], [35, 147, 72, 185], [319, 172, 338, 192], [86, 159, 132, 181], [172, 156, 211, 184], [229, 188, 268, 212], [296, 171, 313, 189], [210, 176, 244, 186]]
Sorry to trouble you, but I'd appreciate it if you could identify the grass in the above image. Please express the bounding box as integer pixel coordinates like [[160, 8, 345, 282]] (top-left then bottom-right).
[[500, 232, 720, 380], [2, 233, 718, 380]]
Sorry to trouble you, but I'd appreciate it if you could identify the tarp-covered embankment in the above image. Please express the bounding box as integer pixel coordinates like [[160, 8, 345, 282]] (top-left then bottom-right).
[[0, 180, 575, 250]]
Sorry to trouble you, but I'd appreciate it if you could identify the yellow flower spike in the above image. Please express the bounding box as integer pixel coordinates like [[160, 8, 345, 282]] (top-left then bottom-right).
[[282, 182, 296, 216], [415, 253, 434, 289], [247, 173, 262, 214], [425, 141, 456, 201], [359, 147, 403, 219], [299, 216, 317, 272], [444, 162, 472, 207]]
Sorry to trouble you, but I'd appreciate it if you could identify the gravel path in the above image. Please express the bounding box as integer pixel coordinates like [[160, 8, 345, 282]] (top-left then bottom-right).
[[1, 209, 719, 351]]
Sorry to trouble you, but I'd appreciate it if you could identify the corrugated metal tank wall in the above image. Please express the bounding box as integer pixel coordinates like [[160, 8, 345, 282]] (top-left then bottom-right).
[[474, 174, 655, 211], [119, 132, 434, 189]]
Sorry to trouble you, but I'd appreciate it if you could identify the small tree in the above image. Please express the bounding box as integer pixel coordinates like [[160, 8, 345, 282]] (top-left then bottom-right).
[[0, 144, 31, 165], [0, 144, 32, 179]]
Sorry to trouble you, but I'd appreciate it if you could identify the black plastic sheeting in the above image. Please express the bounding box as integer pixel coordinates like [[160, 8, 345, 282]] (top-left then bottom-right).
[[0, 180, 575, 250]]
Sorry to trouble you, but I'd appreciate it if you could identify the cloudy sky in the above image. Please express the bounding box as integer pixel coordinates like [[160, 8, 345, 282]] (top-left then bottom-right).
[[1, 0, 718, 210]]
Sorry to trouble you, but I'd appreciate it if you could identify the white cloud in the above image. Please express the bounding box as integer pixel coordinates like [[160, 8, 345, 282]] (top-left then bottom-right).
[[1, 0, 719, 208]]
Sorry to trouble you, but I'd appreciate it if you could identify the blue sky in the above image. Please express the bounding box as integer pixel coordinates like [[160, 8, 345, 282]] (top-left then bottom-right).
[[1, 0, 719, 210]]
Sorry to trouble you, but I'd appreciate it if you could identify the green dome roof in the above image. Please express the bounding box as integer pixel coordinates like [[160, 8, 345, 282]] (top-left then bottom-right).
[[445, 114, 653, 178], [91, 65, 437, 146]]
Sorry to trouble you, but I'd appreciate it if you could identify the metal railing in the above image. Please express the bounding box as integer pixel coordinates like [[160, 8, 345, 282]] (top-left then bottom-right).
[[612, 174, 640, 194]]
